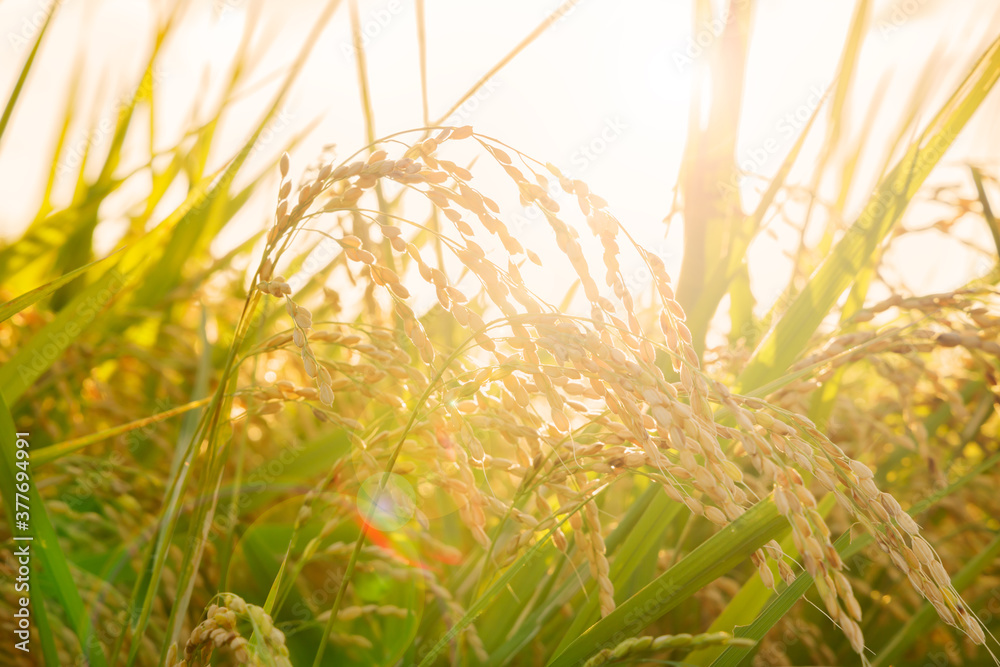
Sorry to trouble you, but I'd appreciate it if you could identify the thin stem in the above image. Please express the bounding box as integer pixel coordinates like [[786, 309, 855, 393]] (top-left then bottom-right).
[[416, 0, 430, 126], [312, 332, 483, 666]]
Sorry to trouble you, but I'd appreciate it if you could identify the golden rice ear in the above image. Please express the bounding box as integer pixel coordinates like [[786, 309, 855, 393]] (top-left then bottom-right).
[[206, 121, 995, 667]]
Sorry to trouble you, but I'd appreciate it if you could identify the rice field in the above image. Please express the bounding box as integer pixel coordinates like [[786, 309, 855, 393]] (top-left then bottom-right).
[[2, 1, 1000, 666]]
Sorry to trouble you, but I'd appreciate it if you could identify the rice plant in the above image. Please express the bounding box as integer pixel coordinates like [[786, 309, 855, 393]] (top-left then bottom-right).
[[2, 1, 1000, 666]]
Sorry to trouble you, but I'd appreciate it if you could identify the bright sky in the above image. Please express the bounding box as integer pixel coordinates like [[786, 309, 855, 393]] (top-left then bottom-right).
[[1, 0, 998, 315]]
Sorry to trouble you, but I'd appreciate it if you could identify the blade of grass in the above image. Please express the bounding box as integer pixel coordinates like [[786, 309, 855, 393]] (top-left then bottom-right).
[[686, 81, 829, 353], [30, 577, 61, 667], [31, 397, 211, 468], [417, 494, 598, 667], [786, 0, 870, 292], [737, 33, 1000, 393], [415, 0, 430, 126], [546, 498, 785, 667], [34, 57, 84, 221], [971, 166, 1000, 261], [146, 4, 346, 659], [485, 484, 664, 662], [709, 447, 1000, 667], [0, 392, 109, 665], [0, 260, 136, 404], [871, 532, 1000, 667], [693, 358, 991, 666], [431, 0, 583, 126], [684, 494, 835, 666], [0, 1, 59, 147], [49, 13, 176, 310], [0, 248, 123, 323], [728, 262, 754, 346], [554, 489, 683, 653], [676, 0, 751, 355]]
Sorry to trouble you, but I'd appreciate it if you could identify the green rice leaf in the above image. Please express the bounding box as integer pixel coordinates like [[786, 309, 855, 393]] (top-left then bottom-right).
[[738, 34, 1000, 393], [0, 249, 123, 324], [546, 498, 785, 667], [0, 392, 109, 666]]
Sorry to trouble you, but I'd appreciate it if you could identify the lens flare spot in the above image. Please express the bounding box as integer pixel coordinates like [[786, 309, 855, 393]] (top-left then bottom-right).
[[358, 473, 416, 531]]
